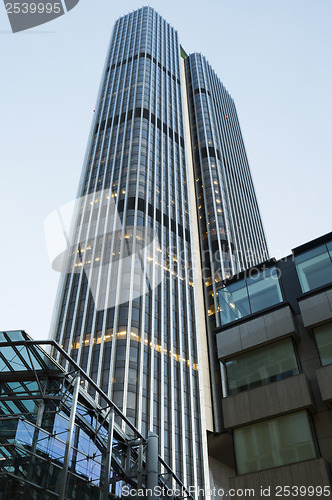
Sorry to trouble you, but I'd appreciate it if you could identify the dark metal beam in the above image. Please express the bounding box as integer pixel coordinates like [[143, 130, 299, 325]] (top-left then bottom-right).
[[59, 372, 80, 500]]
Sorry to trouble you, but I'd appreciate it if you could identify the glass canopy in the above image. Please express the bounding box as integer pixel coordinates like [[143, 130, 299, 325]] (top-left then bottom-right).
[[0, 331, 193, 499]]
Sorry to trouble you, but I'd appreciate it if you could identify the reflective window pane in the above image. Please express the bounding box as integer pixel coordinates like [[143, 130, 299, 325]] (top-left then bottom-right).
[[295, 245, 332, 293], [218, 281, 250, 325], [218, 267, 283, 326], [247, 268, 283, 313], [314, 322, 332, 366], [234, 411, 317, 474], [226, 339, 299, 395], [327, 241, 332, 259], [3, 331, 25, 341], [0, 347, 27, 372]]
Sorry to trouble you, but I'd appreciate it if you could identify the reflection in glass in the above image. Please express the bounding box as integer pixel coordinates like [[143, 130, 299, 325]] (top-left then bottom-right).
[[2, 331, 25, 342], [218, 281, 250, 324], [218, 267, 283, 326], [327, 241, 332, 260], [314, 322, 332, 366], [247, 269, 283, 313], [226, 339, 299, 395], [295, 245, 332, 293], [234, 411, 317, 474]]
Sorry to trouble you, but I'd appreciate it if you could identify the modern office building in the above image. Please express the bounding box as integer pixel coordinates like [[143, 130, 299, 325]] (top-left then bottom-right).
[[215, 232, 332, 494], [49, 6, 268, 493]]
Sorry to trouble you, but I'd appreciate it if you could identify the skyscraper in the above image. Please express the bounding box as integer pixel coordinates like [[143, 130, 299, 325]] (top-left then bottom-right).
[[50, 6, 268, 493], [184, 52, 268, 428]]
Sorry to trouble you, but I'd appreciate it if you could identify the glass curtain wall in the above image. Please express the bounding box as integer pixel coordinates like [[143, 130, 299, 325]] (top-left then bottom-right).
[[184, 53, 269, 426], [51, 7, 206, 490]]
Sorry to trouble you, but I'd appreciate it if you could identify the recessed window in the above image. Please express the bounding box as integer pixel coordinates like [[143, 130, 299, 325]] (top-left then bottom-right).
[[234, 411, 317, 475], [313, 322, 332, 366], [225, 338, 300, 395], [218, 267, 283, 326], [295, 243, 332, 293]]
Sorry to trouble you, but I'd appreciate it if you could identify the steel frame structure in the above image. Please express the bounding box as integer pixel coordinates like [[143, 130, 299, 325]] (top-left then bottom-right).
[[0, 330, 194, 499]]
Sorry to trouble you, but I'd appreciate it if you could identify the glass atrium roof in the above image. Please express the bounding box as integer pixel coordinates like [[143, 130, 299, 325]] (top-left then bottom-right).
[[0, 331, 193, 499]]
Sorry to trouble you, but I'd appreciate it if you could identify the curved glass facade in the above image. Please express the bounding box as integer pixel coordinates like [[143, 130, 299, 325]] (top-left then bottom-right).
[[185, 53, 268, 318], [184, 54, 269, 424], [51, 7, 207, 491]]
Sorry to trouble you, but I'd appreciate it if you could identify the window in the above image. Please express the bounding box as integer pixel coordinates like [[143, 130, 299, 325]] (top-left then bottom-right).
[[295, 243, 332, 293], [225, 339, 300, 395], [218, 267, 283, 326], [314, 322, 332, 366], [234, 411, 317, 475]]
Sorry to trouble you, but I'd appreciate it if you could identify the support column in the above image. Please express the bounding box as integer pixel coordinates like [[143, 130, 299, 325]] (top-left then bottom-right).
[[59, 373, 80, 500], [103, 408, 115, 500], [146, 432, 159, 498], [27, 402, 45, 482], [137, 442, 144, 491]]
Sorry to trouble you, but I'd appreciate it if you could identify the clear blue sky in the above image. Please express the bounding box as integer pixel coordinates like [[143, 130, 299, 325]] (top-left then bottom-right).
[[1, 0, 331, 341]]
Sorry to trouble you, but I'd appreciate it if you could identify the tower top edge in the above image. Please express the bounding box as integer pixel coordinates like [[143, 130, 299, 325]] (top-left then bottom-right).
[[114, 6, 180, 36], [187, 52, 234, 99]]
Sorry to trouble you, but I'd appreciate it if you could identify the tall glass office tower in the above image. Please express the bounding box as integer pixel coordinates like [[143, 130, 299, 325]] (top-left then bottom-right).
[[185, 53, 268, 427], [50, 6, 268, 493]]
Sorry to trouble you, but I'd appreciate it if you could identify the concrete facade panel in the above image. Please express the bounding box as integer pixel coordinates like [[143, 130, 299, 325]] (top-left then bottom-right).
[[299, 292, 332, 328], [217, 306, 296, 361], [316, 365, 332, 403], [216, 326, 242, 359], [229, 459, 331, 500], [222, 374, 314, 428]]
